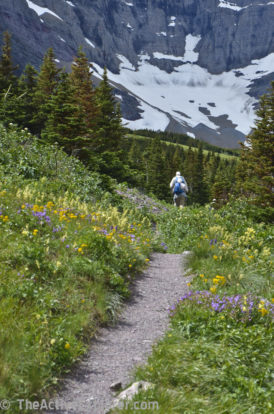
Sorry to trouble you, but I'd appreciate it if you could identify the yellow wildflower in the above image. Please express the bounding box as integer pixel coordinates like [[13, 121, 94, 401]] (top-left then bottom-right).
[[64, 343, 70, 350], [33, 229, 38, 235], [210, 286, 217, 293], [258, 308, 268, 316]]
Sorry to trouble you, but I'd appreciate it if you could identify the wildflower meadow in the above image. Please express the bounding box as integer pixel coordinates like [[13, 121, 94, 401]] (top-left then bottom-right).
[[114, 201, 273, 414]]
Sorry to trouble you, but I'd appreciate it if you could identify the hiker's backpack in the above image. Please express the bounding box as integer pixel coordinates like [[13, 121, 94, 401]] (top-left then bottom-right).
[[173, 177, 185, 195]]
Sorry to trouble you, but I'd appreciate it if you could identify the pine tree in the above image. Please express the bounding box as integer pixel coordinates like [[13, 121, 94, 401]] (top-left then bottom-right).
[[14, 64, 38, 129], [41, 72, 86, 154], [146, 137, 169, 200], [183, 146, 195, 194], [0, 31, 20, 125], [211, 165, 231, 207], [172, 145, 184, 175], [95, 67, 124, 153], [0, 31, 18, 92], [31, 48, 61, 134], [69, 48, 98, 133], [237, 82, 274, 209], [191, 143, 208, 205]]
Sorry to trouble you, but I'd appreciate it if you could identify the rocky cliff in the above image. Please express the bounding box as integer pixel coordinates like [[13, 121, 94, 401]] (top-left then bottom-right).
[[0, 0, 273, 147]]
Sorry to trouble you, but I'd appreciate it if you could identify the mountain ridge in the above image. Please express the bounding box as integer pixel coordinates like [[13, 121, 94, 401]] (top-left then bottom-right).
[[0, 0, 273, 147]]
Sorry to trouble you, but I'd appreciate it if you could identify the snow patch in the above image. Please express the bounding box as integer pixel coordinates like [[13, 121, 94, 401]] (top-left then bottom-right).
[[218, 1, 243, 11], [58, 36, 66, 42], [183, 34, 201, 63], [122, 100, 169, 131], [125, 2, 133, 6], [66, 1, 75, 7], [187, 132, 196, 139], [85, 37, 95, 48], [26, 0, 63, 20], [218, 1, 274, 11], [93, 52, 274, 135], [153, 52, 183, 61], [127, 23, 133, 29], [168, 16, 176, 27]]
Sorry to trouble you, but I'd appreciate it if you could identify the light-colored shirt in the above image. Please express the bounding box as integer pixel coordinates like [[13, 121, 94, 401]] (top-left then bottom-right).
[[170, 176, 189, 192]]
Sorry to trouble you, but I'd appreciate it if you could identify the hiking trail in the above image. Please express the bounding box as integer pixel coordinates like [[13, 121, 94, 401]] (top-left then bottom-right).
[[47, 252, 191, 414]]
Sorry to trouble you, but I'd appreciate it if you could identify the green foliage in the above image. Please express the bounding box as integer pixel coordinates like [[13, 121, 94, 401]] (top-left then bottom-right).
[[114, 199, 273, 414], [236, 81, 274, 215], [0, 123, 103, 201], [124, 305, 272, 414], [31, 48, 61, 134], [0, 144, 159, 410], [128, 128, 239, 156], [0, 31, 18, 91], [95, 67, 124, 153]]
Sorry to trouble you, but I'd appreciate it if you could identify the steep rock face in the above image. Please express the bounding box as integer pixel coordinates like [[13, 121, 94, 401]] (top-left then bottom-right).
[[0, 0, 273, 147]]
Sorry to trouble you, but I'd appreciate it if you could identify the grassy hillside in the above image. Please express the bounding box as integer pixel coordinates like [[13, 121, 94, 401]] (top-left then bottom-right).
[[113, 201, 274, 414], [0, 122, 272, 414], [0, 123, 165, 412], [126, 133, 239, 161]]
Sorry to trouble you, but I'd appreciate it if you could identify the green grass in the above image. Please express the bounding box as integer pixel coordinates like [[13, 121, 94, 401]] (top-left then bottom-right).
[[113, 200, 274, 414], [126, 134, 238, 160], [0, 124, 168, 412], [1, 123, 272, 414]]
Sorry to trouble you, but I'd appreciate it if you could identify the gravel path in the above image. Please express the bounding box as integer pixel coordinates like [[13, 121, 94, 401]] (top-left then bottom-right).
[[46, 252, 191, 414]]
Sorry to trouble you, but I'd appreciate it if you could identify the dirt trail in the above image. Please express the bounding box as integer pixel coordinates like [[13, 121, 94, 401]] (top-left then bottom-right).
[[47, 252, 191, 414]]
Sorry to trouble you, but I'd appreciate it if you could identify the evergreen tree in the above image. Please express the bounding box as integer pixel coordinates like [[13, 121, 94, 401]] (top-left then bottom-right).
[[211, 165, 231, 207], [236, 82, 274, 210], [191, 143, 208, 204], [172, 145, 184, 175], [69, 48, 98, 133], [0, 31, 18, 92], [183, 146, 195, 193], [0, 31, 20, 125], [31, 48, 61, 134], [41, 72, 86, 154], [146, 137, 169, 200], [14, 64, 38, 129], [95, 67, 124, 152]]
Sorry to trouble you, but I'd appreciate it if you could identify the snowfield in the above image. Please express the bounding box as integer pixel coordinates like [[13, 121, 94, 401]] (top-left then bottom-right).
[[93, 51, 274, 136]]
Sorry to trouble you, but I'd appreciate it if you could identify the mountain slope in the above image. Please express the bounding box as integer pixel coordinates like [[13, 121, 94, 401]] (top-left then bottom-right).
[[0, 0, 273, 147]]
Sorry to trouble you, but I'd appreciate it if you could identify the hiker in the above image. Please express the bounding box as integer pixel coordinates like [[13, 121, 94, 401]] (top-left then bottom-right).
[[170, 171, 188, 208]]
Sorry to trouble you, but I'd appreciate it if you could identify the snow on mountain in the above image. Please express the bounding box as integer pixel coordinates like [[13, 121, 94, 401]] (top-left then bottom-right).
[[218, 1, 274, 11], [26, 0, 63, 21], [1, 0, 273, 147], [85, 38, 95, 48], [93, 52, 274, 138]]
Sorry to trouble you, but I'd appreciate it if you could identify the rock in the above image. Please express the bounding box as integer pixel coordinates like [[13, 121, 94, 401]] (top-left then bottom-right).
[[0, 0, 273, 147], [109, 381, 122, 392], [109, 381, 155, 411]]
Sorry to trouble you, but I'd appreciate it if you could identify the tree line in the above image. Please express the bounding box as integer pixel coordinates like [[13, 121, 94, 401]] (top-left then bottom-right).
[[0, 31, 273, 213], [0, 31, 125, 178]]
